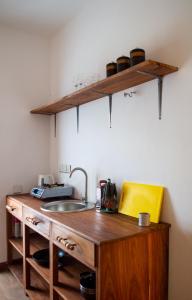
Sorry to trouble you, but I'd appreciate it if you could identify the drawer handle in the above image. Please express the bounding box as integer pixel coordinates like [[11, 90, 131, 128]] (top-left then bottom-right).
[[26, 216, 41, 226], [56, 236, 76, 250], [6, 205, 16, 212]]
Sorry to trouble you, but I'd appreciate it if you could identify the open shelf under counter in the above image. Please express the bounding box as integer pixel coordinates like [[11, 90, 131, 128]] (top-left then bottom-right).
[[26, 257, 50, 285], [29, 232, 49, 255], [26, 267, 50, 300], [26, 288, 49, 300], [9, 237, 23, 256], [8, 232, 49, 257], [26, 252, 92, 300], [54, 260, 93, 300], [9, 259, 23, 286], [9, 259, 49, 300]]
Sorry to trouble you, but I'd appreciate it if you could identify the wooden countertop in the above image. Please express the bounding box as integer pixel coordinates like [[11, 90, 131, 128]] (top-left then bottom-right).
[[7, 194, 170, 245]]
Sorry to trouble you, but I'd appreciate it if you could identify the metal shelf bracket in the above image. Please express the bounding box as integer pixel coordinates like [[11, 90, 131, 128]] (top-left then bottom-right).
[[54, 113, 57, 137], [109, 94, 113, 128], [76, 105, 79, 133], [93, 89, 113, 128], [137, 71, 164, 120], [157, 76, 163, 120]]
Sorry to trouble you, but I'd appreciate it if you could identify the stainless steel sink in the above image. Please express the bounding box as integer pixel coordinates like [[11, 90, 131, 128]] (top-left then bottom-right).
[[40, 200, 95, 213]]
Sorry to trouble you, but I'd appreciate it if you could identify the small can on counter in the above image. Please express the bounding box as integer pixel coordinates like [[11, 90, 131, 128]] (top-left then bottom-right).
[[116, 56, 130, 72], [106, 62, 117, 77], [138, 212, 150, 227], [130, 48, 145, 66]]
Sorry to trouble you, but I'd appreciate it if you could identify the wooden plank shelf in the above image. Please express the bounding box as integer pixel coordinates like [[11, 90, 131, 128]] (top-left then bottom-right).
[[9, 260, 23, 285], [9, 237, 23, 256], [54, 261, 91, 300], [8, 233, 49, 257], [26, 268, 50, 300], [26, 287, 49, 300], [31, 60, 178, 115], [9, 260, 49, 300], [27, 256, 92, 300], [26, 257, 50, 285]]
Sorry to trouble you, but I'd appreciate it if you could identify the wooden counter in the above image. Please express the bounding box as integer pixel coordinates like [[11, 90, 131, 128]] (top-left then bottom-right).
[[6, 194, 170, 300]]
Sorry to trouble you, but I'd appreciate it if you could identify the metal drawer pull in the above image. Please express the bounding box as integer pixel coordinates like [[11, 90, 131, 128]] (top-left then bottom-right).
[[56, 236, 76, 250], [26, 216, 41, 226], [6, 205, 16, 212]]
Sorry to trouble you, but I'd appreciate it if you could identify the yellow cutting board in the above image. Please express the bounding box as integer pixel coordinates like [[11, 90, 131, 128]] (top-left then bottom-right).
[[118, 182, 164, 223]]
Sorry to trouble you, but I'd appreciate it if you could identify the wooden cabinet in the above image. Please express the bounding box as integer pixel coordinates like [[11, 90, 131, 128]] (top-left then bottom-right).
[[6, 194, 170, 300]]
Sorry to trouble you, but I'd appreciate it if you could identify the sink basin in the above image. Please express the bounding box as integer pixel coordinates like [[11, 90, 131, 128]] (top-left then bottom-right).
[[40, 200, 95, 213]]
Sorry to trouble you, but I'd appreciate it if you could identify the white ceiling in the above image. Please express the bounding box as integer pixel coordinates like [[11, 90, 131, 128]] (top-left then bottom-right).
[[0, 0, 88, 36]]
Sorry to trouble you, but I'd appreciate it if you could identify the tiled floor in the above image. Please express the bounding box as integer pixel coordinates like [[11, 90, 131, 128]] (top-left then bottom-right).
[[0, 270, 28, 300]]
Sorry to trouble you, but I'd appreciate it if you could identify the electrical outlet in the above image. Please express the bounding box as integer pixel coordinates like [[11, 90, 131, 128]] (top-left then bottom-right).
[[59, 164, 71, 173]]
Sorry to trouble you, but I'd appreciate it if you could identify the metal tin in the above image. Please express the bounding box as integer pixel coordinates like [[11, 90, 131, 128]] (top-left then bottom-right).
[[138, 212, 150, 226], [116, 56, 130, 72], [130, 48, 145, 66], [106, 62, 117, 77]]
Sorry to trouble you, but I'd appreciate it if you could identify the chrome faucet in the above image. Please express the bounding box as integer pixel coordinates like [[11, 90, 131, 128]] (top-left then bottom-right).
[[69, 167, 88, 203]]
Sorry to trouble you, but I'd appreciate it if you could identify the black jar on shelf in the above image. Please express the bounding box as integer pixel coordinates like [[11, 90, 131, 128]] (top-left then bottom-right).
[[106, 62, 117, 77], [130, 48, 145, 66], [116, 56, 130, 72]]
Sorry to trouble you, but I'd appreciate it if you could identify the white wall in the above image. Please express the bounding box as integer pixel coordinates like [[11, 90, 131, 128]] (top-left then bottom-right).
[[49, 0, 192, 299], [0, 26, 50, 262]]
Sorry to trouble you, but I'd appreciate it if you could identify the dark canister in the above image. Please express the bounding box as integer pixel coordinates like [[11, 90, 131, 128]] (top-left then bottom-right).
[[116, 56, 130, 72], [106, 62, 117, 77], [80, 272, 96, 300], [130, 48, 145, 66]]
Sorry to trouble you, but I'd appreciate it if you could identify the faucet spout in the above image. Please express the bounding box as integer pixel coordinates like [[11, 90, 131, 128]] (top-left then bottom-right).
[[69, 167, 88, 203]]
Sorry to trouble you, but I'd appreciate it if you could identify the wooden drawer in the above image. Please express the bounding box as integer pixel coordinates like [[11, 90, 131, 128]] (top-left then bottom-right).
[[23, 207, 50, 238], [6, 197, 22, 220], [52, 223, 95, 268]]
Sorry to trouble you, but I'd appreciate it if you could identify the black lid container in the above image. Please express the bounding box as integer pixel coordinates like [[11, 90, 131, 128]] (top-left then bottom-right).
[[106, 62, 117, 77], [130, 48, 145, 66], [80, 272, 96, 300], [116, 56, 130, 72]]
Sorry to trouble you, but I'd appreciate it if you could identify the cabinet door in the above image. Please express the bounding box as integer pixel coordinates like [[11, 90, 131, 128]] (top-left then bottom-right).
[[98, 235, 149, 300]]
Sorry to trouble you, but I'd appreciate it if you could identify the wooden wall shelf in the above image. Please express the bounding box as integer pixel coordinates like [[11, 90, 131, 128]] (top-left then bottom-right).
[[31, 60, 178, 117]]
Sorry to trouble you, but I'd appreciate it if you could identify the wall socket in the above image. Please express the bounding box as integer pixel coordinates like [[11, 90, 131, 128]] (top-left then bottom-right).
[[59, 164, 71, 173]]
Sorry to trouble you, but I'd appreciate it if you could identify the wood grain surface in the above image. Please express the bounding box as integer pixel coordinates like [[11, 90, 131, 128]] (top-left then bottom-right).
[[7, 194, 170, 245], [30, 60, 178, 115], [98, 235, 149, 300]]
